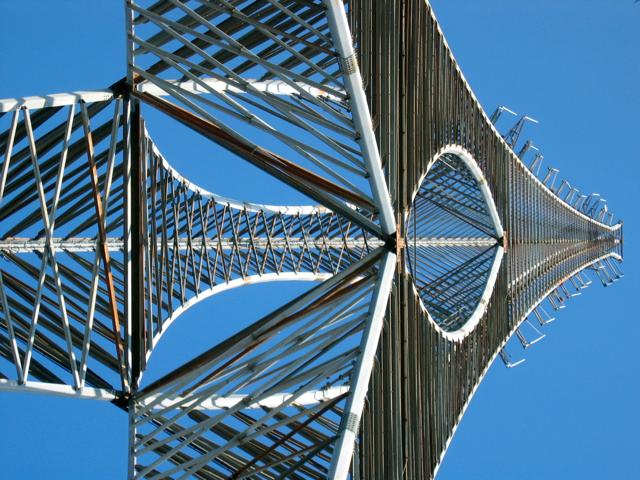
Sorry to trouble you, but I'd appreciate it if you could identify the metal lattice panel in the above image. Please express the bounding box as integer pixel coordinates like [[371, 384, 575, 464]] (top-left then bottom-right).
[[138, 127, 375, 369], [126, 0, 394, 236], [0, 93, 127, 395]]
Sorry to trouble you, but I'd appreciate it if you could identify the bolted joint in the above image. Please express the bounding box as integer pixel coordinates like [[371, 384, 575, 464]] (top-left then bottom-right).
[[108, 76, 131, 98], [499, 230, 508, 252], [384, 229, 405, 257], [111, 392, 132, 412], [345, 412, 360, 433], [339, 54, 359, 76]]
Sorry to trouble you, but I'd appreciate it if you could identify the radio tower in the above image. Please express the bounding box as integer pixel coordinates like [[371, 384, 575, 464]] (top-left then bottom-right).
[[0, 1, 623, 479]]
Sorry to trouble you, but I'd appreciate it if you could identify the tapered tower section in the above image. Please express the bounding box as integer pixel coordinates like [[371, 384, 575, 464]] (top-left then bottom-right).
[[350, 2, 622, 478]]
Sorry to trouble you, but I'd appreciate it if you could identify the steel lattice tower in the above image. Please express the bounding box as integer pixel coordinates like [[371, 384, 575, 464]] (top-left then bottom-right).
[[0, 1, 623, 479]]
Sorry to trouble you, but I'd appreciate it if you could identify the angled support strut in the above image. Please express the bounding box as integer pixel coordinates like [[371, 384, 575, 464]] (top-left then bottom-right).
[[329, 251, 397, 479], [323, 0, 396, 236]]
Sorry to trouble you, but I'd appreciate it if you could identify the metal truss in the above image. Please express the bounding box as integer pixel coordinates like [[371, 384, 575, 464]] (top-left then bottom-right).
[[0, 1, 624, 479], [0, 92, 127, 395], [135, 126, 378, 374], [125, 0, 394, 237]]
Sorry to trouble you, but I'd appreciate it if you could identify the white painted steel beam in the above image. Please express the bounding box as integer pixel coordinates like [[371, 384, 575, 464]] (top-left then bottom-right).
[[407, 144, 506, 342], [141, 385, 350, 411], [324, 0, 396, 236], [0, 379, 115, 400], [144, 271, 335, 363], [138, 77, 345, 102], [0, 91, 114, 113], [328, 251, 396, 480]]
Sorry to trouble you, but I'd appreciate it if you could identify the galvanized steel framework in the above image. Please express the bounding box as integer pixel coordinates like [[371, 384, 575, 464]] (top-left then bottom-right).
[[0, 1, 623, 479]]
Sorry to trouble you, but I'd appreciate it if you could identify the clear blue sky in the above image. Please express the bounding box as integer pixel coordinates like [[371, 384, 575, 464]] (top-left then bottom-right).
[[0, 1, 638, 478]]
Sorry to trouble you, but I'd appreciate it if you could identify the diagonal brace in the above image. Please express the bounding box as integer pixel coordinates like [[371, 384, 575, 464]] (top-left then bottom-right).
[[80, 102, 129, 392], [324, 0, 396, 236]]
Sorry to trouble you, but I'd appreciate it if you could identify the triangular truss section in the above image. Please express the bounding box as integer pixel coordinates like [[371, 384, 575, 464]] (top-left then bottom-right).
[[137, 127, 378, 369], [130, 249, 395, 479], [126, 0, 395, 236]]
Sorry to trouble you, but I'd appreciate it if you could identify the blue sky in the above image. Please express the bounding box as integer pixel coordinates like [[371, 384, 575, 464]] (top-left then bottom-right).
[[0, 1, 638, 478]]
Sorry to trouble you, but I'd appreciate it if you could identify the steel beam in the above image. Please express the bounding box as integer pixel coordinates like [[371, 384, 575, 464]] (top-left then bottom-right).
[[0, 91, 114, 113], [324, 0, 396, 236], [328, 251, 396, 480], [0, 379, 115, 401]]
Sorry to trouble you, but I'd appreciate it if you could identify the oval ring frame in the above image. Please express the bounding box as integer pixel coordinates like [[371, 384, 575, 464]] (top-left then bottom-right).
[[405, 144, 505, 342]]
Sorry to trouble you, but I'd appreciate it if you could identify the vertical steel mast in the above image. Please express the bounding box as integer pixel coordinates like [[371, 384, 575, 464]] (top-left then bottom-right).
[[0, 1, 624, 479]]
